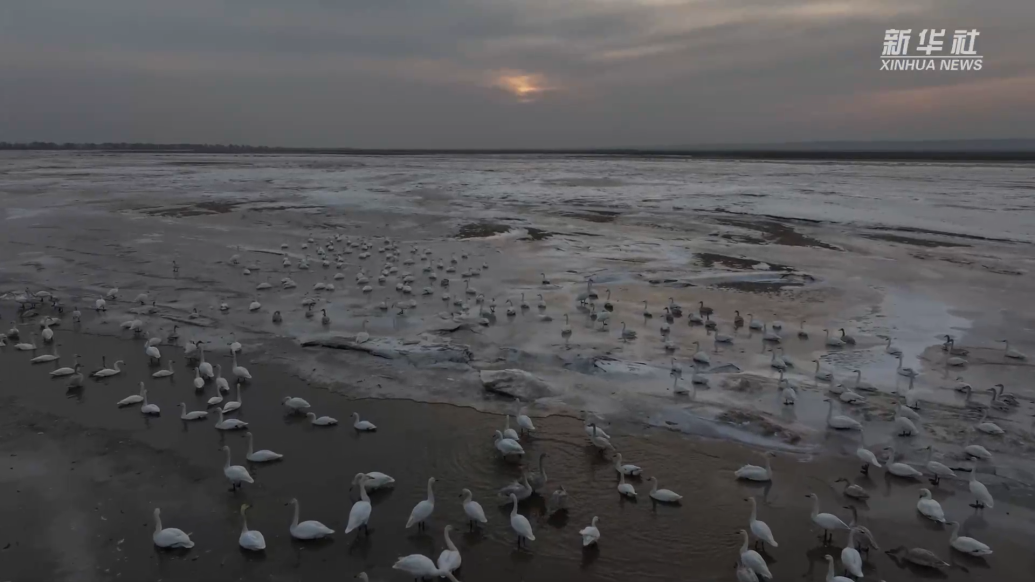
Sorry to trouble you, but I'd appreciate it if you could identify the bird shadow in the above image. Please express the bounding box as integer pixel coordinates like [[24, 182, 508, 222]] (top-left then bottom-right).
[[546, 510, 569, 529], [580, 544, 600, 568]]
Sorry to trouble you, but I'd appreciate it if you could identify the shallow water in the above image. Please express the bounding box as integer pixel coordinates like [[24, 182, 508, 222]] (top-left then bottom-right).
[[1, 327, 1033, 582]]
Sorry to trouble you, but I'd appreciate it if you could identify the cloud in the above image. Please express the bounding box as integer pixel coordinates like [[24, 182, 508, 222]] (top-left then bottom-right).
[[0, 0, 1032, 147]]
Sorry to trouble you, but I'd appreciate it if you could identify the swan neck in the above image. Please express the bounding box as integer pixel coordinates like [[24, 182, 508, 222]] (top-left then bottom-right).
[[810, 495, 820, 517], [739, 530, 749, 553], [247, 433, 254, 455], [426, 479, 435, 502], [749, 498, 757, 520], [292, 501, 300, 528], [224, 447, 231, 468], [444, 527, 456, 550], [154, 511, 162, 533]]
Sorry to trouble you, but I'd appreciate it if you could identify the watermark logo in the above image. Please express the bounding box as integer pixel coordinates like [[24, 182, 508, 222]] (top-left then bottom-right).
[[881, 29, 982, 71]]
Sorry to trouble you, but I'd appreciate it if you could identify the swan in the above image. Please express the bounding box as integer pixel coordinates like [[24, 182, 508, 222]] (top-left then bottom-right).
[[918, 445, 956, 485], [692, 341, 710, 364], [579, 517, 602, 548], [152, 360, 175, 378], [515, 403, 535, 434], [823, 555, 852, 582], [211, 364, 229, 393], [968, 463, 994, 508], [92, 360, 124, 378], [781, 381, 797, 405], [222, 383, 242, 414], [231, 351, 251, 382], [609, 453, 641, 478], [961, 385, 989, 410], [30, 343, 60, 363], [307, 412, 337, 426], [588, 424, 615, 455], [737, 529, 772, 578], [282, 396, 310, 413], [50, 357, 80, 377], [855, 429, 881, 474], [184, 340, 198, 362], [948, 521, 992, 556], [459, 488, 488, 530], [1000, 339, 1027, 360], [437, 525, 462, 573], [179, 403, 207, 421], [287, 498, 334, 539], [805, 493, 850, 544], [14, 331, 37, 351], [761, 324, 781, 343], [839, 328, 856, 345], [527, 453, 548, 490], [355, 320, 370, 344], [345, 474, 372, 536], [393, 554, 444, 579], [197, 343, 213, 379], [117, 382, 146, 407], [272, 310, 282, 323], [244, 432, 282, 462], [834, 478, 869, 500], [881, 335, 902, 356], [547, 485, 568, 515], [152, 508, 194, 548], [746, 497, 777, 547], [916, 488, 946, 522], [619, 321, 637, 341], [737, 563, 760, 582], [975, 408, 1004, 435], [616, 472, 637, 498], [352, 412, 376, 431], [406, 477, 436, 531], [214, 409, 248, 430], [498, 473, 533, 501], [508, 493, 535, 546], [735, 452, 773, 482], [964, 440, 992, 461], [238, 504, 265, 551], [493, 430, 525, 458], [536, 293, 546, 309], [248, 300, 261, 311], [895, 354, 917, 377], [841, 528, 864, 577], [895, 412, 918, 436], [813, 360, 832, 381], [503, 415, 520, 441], [194, 368, 206, 391], [144, 340, 161, 364], [885, 546, 950, 568], [883, 444, 922, 478], [222, 445, 253, 491], [825, 400, 860, 430], [688, 312, 704, 325], [992, 383, 1018, 406], [823, 328, 844, 347], [986, 387, 1012, 412], [797, 320, 809, 339], [647, 476, 682, 503], [766, 349, 786, 371], [67, 364, 84, 388], [840, 388, 865, 404]]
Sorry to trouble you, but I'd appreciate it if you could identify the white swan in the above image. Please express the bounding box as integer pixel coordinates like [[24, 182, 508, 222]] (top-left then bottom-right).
[[948, 521, 992, 556], [895, 413, 918, 436], [1000, 339, 1027, 360], [222, 445, 253, 490], [806, 493, 850, 545], [613, 453, 642, 476], [392, 554, 443, 579], [882, 336, 902, 356], [823, 554, 853, 582], [345, 474, 372, 536], [222, 383, 242, 414], [692, 341, 710, 364], [748, 314, 764, 330], [179, 403, 208, 421], [825, 400, 860, 430], [969, 463, 994, 508], [503, 415, 520, 441], [515, 403, 536, 434], [144, 340, 161, 364], [617, 472, 637, 498], [813, 360, 832, 381], [579, 516, 601, 546], [352, 412, 376, 431], [916, 488, 946, 522], [746, 497, 777, 548], [287, 498, 334, 539], [238, 504, 265, 551], [839, 388, 865, 404], [152, 360, 175, 378], [460, 489, 487, 529], [588, 424, 614, 455], [206, 385, 223, 407], [117, 382, 146, 407], [895, 353, 917, 377], [648, 476, 682, 503], [232, 351, 251, 381], [406, 477, 436, 530], [215, 364, 229, 392], [883, 444, 922, 478], [137, 387, 159, 415], [921, 446, 955, 485], [738, 529, 772, 578], [282, 396, 311, 413], [198, 343, 213, 379], [823, 328, 844, 348], [92, 360, 124, 378], [855, 429, 881, 474], [214, 409, 248, 430], [735, 452, 773, 482], [152, 508, 194, 548], [834, 478, 869, 500], [494, 430, 525, 457], [508, 493, 535, 546], [498, 473, 533, 501], [245, 432, 282, 462], [437, 525, 462, 573], [192, 367, 205, 391], [307, 412, 337, 426], [975, 408, 1004, 435], [356, 471, 394, 490], [30, 343, 59, 363]]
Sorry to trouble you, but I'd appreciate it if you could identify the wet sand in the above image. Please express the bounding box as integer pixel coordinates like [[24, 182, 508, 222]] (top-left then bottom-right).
[[1, 325, 1033, 582]]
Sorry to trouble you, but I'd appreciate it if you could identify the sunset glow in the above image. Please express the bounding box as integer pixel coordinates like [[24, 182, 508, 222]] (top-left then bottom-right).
[[493, 72, 550, 102]]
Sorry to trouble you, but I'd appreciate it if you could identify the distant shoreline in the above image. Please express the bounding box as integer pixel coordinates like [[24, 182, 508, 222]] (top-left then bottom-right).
[[2, 143, 1034, 162]]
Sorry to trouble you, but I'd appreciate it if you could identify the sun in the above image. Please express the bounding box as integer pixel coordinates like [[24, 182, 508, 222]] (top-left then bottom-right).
[[492, 71, 550, 102]]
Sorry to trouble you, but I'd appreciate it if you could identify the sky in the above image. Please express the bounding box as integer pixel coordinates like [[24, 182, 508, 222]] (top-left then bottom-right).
[[1, 0, 1033, 148]]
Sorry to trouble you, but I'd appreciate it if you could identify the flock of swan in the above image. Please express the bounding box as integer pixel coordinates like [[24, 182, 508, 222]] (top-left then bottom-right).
[[2, 231, 1026, 582]]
